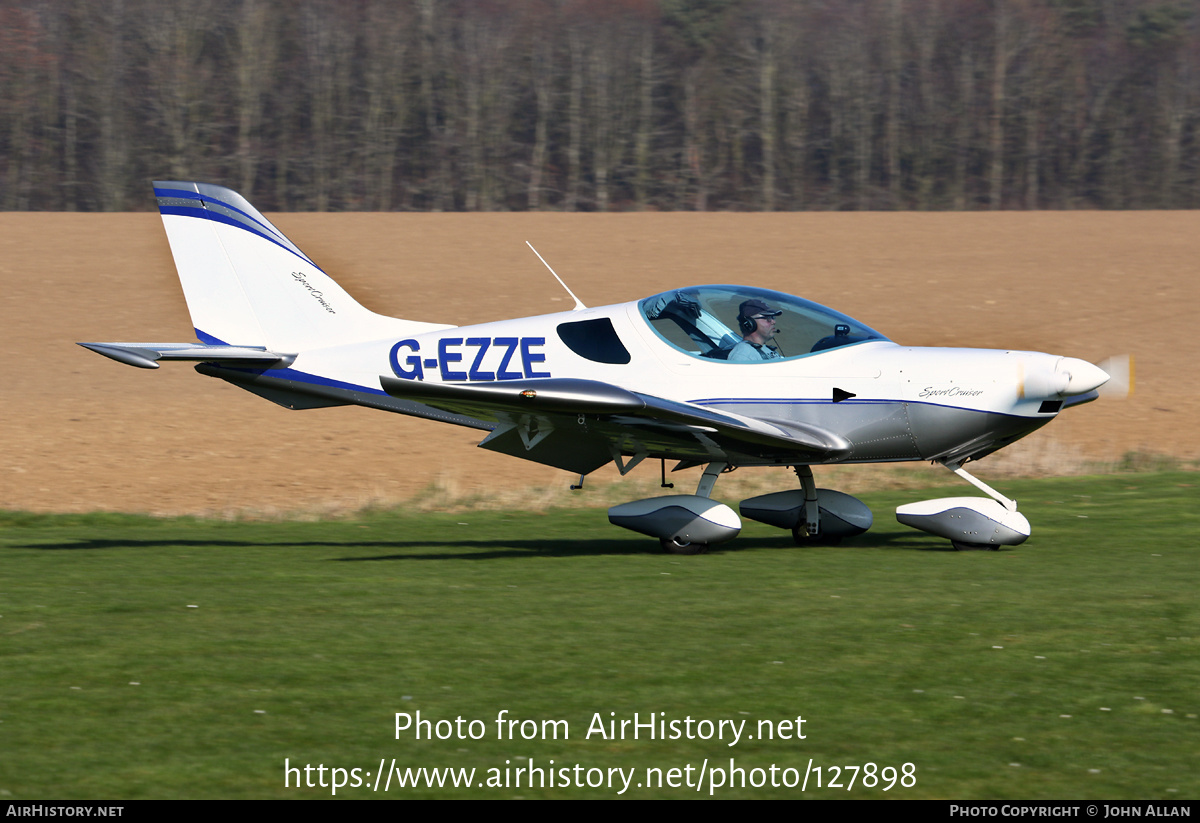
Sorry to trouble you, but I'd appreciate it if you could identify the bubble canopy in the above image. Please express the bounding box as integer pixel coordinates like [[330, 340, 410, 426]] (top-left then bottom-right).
[[638, 285, 890, 362]]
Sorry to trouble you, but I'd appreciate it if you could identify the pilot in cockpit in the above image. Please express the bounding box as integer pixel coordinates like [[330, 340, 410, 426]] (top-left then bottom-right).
[[727, 298, 783, 362]]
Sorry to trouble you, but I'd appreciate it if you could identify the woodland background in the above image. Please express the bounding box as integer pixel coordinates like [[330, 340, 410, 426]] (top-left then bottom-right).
[[2, 0, 1199, 213]]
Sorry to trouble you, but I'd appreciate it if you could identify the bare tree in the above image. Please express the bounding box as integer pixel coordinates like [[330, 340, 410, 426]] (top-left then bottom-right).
[[754, 6, 778, 210], [526, 27, 553, 210], [0, 3, 57, 209], [634, 13, 656, 209], [87, 0, 131, 210], [3, 0, 1200, 212], [232, 0, 276, 200], [140, 0, 216, 182], [361, 0, 413, 211], [418, 0, 452, 210]]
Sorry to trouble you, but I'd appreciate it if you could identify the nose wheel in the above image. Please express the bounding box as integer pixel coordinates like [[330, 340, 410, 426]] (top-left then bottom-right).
[[951, 540, 1000, 552]]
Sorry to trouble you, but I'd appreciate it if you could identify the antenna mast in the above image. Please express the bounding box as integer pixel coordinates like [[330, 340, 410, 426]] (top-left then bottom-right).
[[526, 241, 586, 311]]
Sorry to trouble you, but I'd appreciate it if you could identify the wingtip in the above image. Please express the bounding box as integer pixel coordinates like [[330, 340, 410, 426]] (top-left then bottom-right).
[[78, 342, 161, 369]]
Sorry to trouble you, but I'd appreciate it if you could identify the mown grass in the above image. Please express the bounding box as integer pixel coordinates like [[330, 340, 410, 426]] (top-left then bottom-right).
[[1, 472, 1196, 799]]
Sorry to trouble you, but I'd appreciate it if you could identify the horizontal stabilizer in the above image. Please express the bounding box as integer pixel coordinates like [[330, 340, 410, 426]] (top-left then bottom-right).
[[78, 342, 295, 370]]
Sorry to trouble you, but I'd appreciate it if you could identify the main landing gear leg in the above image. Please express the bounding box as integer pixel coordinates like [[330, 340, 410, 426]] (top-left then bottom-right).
[[696, 462, 728, 499], [740, 469, 872, 543], [791, 465, 839, 545]]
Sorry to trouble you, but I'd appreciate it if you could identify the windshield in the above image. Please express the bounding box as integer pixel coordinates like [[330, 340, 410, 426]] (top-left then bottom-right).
[[638, 285, 889, 361]]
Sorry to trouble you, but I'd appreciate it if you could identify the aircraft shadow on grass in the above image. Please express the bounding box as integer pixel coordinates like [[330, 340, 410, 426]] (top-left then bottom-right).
[[18, 531, 954, 559]]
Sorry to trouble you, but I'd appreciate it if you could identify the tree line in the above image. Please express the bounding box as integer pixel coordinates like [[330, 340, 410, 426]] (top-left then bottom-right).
[[1, 0, 1198, 212]]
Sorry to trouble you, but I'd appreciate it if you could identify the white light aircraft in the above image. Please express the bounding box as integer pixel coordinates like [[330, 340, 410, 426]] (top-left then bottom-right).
[[81, 182, 1117, 553]]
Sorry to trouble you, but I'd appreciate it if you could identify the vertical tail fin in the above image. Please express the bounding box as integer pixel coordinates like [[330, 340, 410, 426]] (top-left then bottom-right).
[[153, 181, 447, 351]]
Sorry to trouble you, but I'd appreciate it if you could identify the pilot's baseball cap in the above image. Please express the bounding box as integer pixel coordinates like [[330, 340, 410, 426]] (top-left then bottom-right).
[[739, 298, 782, 319]]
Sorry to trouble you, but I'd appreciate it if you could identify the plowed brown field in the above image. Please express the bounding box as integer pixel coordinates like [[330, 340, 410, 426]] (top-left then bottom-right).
[[3, 210, 1196, 516]]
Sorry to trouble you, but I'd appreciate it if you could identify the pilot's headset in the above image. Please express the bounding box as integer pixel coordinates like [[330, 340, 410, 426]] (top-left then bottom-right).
[[737, 299, 780, 335]]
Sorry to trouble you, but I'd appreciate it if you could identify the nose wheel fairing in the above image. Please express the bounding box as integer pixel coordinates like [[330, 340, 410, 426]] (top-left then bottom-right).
[[896, 497, 1031, 548], [894, 461, 1031, 549]]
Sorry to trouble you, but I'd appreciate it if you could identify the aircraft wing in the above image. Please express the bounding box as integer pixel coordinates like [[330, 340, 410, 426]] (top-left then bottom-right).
[[379, 375, 850, 474]]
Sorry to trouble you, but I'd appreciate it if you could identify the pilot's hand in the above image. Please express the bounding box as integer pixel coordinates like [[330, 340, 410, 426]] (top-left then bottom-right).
[[673, 291, 701, 319], [643, 294, 669, 319]]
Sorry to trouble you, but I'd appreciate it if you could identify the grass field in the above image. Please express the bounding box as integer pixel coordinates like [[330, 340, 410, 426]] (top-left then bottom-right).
[[1, 472, 1197, 799]]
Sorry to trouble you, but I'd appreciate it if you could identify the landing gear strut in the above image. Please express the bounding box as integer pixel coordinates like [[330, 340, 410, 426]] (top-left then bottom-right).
[[791, 465, 824, 545]]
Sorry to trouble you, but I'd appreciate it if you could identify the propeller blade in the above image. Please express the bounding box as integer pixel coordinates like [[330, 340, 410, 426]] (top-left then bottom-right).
[[1096, 355, 1133, 399]]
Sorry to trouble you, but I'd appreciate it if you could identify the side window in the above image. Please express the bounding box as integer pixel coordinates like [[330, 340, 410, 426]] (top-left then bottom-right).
[[556, 318, 631, 364]]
